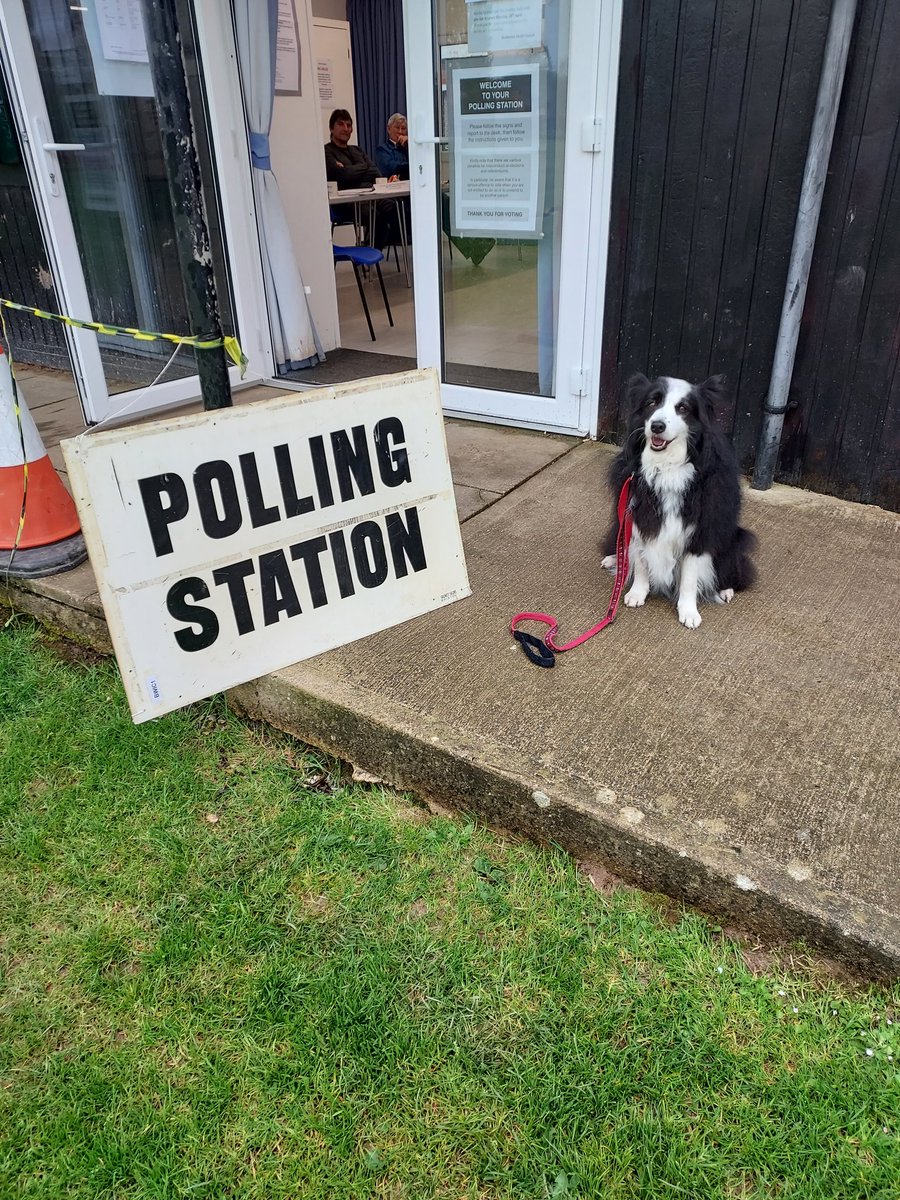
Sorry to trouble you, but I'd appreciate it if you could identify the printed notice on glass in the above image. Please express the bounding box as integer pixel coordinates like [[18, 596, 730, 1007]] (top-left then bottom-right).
[[466, 0, 543, 53], [83, 0, 153, 96], [96, 0, 148, 63], [275, 0, 302, 95], [449, 61, 544, 239]]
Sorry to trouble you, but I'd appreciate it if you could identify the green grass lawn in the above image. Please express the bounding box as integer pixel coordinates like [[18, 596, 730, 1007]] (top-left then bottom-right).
[[0, 617, 897, 1200]]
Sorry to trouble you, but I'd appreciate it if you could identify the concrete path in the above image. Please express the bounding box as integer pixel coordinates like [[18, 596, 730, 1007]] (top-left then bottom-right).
[[5, 419, 899, 978]]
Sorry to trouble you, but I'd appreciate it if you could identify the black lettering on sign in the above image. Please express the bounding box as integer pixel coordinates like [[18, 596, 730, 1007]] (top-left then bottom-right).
[[331, 424, 375, 502], [290, 535, 329, 608], [138, 473, 189, 557], [374, 417, 412, 486], [212, 558, 257, 635], [194, 460, 242, 539], [239, 452, 280, 528], [328, 529, 355, 598], [259, 549, 302, 626], [351, 521, 388, 589], [386, 507, 427, 577], [274, 444, 315, 517], [309, 435, 334, 508], [167, 577, 219, 651]]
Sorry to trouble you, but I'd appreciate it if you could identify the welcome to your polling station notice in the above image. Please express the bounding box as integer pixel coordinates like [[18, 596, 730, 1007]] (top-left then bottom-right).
[[448, 59, 545, 240]]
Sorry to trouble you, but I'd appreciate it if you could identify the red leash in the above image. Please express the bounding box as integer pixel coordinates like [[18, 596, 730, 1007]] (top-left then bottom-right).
[[510, 476, 633, 667]]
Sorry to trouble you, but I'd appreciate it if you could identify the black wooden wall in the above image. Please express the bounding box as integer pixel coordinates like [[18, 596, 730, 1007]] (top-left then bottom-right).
[[600, 0, 900, 510], [783, 0, 900, 508]]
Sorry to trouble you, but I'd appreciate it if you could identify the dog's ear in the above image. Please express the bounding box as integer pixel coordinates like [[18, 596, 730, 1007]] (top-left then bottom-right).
[[698, 374, 727, 421], [626, 373, 651, 413]]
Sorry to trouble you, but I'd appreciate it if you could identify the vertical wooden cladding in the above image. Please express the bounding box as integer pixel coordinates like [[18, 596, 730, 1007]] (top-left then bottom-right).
[[602, 0, 900, 510], [785, 0, 900, 507], [602, 0, 830, 449]]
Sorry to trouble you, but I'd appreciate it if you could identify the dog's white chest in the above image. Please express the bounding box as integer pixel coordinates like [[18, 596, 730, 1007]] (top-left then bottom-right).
[[640, 455, 695, 504], [633, 459, 696, 591]]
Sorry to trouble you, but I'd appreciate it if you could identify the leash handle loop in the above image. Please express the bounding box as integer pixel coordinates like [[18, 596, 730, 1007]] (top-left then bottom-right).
[[512, 629, 556, 668], [510, 475, 633, 665]]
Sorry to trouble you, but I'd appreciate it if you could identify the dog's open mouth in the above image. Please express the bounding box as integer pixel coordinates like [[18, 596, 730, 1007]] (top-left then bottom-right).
[[649, 434, 670, 451]]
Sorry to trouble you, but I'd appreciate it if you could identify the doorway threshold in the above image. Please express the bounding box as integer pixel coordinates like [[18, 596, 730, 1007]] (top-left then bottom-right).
[[283, 348, 415, 387]]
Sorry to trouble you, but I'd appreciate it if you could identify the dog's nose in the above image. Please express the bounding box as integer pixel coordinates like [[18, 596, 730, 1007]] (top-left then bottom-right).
[[650, 419, 666, 434]]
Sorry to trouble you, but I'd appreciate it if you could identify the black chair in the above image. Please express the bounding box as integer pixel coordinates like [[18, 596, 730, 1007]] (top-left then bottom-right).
[[332, 245, 394, 342]]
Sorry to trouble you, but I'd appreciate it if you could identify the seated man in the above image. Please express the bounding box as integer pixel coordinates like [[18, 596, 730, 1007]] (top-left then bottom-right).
[[324, 107, 399, 251], [375, 113, 409, 181], [324, 108, 377, 189]]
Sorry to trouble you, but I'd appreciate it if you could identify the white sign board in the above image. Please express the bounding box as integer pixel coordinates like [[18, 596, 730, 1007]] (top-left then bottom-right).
[[449, 61, 544, 238], [61, 370, 470, 724], [466, 0, 543, 54]]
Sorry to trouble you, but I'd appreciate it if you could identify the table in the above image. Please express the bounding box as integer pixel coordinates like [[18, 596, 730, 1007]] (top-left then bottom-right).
[[328, 181, 411, 286]]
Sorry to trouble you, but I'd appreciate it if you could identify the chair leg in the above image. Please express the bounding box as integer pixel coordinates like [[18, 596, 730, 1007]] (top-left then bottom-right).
[[351, 261, 376, 341], [375, 263, 394, 328]]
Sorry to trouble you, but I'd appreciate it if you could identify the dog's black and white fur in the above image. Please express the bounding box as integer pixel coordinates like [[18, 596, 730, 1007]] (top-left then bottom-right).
[[601, 373, 756, 629]]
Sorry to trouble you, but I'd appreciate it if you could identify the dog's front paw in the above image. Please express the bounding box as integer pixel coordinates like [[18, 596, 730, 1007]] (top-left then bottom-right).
[[716, 588, 735, 604], [678, 605, 702, 629], [601, 554, 616, 572], [624, 586, 648, 608]]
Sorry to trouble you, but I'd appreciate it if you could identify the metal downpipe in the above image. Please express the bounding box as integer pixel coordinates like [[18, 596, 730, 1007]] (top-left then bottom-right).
[[751, 0, 857, 490]]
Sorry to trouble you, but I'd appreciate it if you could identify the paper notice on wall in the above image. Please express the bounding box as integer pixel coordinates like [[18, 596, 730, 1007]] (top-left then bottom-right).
[[275, 0, 302, 95], [318, 59, 335, 109], [449, 61, 544, 238], [466, 0, 543, 53]]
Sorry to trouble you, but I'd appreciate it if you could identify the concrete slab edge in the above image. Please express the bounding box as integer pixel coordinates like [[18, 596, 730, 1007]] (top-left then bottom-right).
[[5, 574, 896, 982], [230, 669, 899, 984], [1, 579, 112, 653]]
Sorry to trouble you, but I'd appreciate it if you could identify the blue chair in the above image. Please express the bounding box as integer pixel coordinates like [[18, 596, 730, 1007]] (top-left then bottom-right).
[[332, 245, 394, 342]]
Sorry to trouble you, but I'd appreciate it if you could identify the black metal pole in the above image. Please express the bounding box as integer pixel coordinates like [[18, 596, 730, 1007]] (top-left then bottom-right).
[[142, 0, 232, 409]]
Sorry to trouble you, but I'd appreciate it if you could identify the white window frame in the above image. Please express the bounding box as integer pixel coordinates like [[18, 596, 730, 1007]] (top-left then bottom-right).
[[0, 0, 273, 426]]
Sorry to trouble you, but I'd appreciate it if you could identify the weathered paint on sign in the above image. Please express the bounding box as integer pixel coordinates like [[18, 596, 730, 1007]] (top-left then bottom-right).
[[61, 369, 470, 722]]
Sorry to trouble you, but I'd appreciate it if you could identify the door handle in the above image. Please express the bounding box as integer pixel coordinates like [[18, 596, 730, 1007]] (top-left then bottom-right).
[[36, 118, 85, 197], [413, 118, 448, 146]]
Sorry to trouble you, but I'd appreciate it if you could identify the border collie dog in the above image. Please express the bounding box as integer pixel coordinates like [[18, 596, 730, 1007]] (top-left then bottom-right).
[[601, 374, 756, 629]]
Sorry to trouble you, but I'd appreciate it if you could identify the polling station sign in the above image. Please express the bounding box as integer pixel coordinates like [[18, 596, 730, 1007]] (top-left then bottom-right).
[[61, 369, 470, 723]]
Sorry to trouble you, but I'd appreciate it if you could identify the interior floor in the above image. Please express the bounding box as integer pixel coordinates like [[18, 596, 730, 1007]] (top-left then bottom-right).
[[310, 238, 543, 395]]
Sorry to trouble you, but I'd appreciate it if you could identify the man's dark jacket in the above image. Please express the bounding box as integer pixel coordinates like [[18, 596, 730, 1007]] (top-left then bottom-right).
[[324, 141, 376, 189]]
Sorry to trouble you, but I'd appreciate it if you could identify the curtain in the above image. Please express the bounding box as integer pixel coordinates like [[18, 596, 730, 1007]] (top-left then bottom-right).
[[233, 0, 322, 371], [346, 0, 407, 164]]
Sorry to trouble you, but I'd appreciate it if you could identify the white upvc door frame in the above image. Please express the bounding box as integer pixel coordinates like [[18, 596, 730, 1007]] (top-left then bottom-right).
[[403, 0, 622, 437], [0, 0, 272, 427]]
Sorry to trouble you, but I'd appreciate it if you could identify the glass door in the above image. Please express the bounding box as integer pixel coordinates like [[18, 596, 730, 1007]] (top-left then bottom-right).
[[404, 0, 621, 435], [0, 0, 267, 425]]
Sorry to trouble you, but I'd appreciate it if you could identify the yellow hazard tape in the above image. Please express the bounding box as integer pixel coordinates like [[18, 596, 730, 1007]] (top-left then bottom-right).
[[0, 297, 248, 375]]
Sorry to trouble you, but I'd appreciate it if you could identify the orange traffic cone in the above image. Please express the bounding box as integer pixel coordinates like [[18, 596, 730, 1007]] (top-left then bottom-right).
[[1, 343, 87, 578]]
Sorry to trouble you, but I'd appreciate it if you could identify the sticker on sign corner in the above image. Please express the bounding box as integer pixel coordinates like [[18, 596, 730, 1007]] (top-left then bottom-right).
[[146, 677, 163, 704]]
